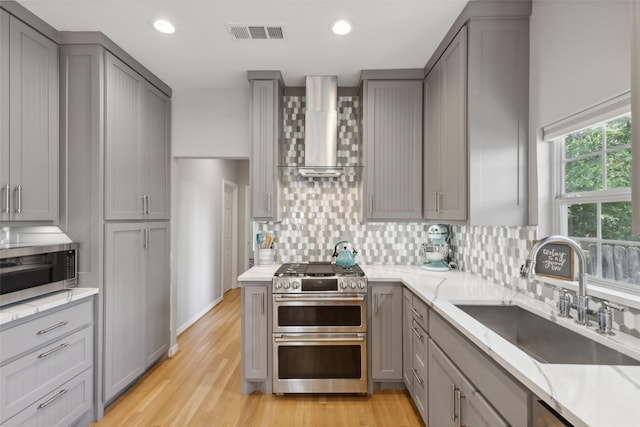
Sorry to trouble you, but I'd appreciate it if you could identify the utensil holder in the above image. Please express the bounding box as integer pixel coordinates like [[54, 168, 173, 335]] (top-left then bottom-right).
[[257, 248, 275, 266]]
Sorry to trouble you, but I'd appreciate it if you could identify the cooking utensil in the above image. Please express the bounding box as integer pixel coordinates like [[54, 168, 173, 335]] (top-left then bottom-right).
[[333, 240, 358, 267]]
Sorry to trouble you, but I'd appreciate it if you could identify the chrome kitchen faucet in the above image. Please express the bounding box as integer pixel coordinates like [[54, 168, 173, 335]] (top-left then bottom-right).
[[521, 235, 591, 325]]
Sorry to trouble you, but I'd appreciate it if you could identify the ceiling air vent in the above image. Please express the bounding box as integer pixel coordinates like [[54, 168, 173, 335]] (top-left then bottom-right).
[[227, 24, 285, 40]]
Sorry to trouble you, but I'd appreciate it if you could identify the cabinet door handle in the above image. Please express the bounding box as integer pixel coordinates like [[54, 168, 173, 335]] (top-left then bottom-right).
[[38, 342, 69, 358], [37, 389, 68, 409], [144, 195, 150, 214], [369, 194, 373, 216], [451, 383, 457, 422], [2, 184, 9, 213], [261, 292, 265, 315], [374, 293, 379, 314], [37, 321, 68, 335], [15, 185, 22, 214], [146, 195, 150, 214], [411, 325, 423, 339], [143, 228, 150, 249], [411, 368, 424, 385], [410, 307, 422, 319], [455, 388, 464, 427]]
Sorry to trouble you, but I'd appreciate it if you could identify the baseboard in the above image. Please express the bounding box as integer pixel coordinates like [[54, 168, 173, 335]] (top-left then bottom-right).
[[176, 295, 223, 336], [168, 343, 180, 358]]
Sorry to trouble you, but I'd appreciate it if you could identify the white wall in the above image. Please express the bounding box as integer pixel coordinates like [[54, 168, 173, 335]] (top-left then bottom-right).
[[171, 88, 251, 158], [173, 158, 247, 334], [529, 0, 631, 233]]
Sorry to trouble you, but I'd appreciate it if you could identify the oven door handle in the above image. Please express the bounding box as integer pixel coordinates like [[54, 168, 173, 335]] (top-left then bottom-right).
[[273, 295, 365, 303], [274, 334, 366, 343]]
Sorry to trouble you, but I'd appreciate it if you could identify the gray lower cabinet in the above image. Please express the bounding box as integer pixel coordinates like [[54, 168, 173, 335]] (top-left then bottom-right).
[[429, 310, 529, 427], [0, 298, 94, 427], [424, 17, 529, 225], [362, 80, 423, 220], [249, 78, 282, 221], [0, 9, 58, 222], [403, 288, 430, 423], [369, 283, 403, 384], [241, 284, 270, 394], [104, 222, 169, 403], [429, 339, 507, 427]]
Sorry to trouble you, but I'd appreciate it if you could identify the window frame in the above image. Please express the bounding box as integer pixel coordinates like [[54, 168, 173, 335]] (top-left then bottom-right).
[[550, 106, 638, 296]]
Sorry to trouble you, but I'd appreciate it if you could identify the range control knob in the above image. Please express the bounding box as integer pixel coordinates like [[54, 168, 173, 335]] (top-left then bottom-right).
[[350, 281, 356, 289], [359, 281, 366, 289], [292, 281, 300, 289], [340, 281, 347, 289], [275, 282, 282, 289], [283, 282, 290, 289]]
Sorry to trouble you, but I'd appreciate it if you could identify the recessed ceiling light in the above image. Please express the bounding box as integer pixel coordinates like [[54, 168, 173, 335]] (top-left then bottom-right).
[[331, 19, 353, 36], [152, 19, 175, 34]]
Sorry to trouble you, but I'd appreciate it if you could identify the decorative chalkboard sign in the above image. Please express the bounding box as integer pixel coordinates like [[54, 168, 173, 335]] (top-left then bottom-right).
[[533, 241, 575, 281]]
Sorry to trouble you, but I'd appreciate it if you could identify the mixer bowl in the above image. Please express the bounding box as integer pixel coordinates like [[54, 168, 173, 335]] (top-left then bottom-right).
[[423, 244, 448, 261]]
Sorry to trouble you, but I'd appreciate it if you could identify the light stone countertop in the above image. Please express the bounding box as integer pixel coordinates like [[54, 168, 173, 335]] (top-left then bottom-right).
[[0, 288, 99, 326], [238, 263, 640, 427]]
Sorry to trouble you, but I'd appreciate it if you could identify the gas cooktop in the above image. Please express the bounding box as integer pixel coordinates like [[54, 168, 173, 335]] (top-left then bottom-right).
[[274, 262, 365, 278]]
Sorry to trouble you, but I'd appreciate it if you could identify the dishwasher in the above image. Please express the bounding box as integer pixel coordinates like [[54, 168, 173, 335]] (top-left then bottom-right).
[[535, 400, 573, 427]]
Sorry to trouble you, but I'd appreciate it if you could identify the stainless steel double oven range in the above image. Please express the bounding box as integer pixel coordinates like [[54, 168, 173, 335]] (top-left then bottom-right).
[[272, 262, 367, 394]]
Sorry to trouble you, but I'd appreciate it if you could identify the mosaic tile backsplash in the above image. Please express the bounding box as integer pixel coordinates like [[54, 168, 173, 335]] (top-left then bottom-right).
[[253, 95, 639, 338]]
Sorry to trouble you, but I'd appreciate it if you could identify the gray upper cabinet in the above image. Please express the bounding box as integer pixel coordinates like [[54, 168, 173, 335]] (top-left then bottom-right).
[[0, 11, 58, 222], [142, 84, 171, 219], [250, 79, 281, 220], [369, 283, 403, 382], [424, 17, 529, 225], [424, 27, 467, 221], [363, 80, 423, 220], [105, 52, 170, 220]]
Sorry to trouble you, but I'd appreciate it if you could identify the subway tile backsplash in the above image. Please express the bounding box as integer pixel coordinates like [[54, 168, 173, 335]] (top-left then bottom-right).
[[253, 95, 639, 337]]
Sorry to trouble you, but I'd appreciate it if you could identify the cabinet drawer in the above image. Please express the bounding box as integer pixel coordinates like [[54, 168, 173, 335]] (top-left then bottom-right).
[[0, 298, 93, 362], [429, 311, 528, 427], [410, 295, 428, 331], [0, 327, 92, 423], [1, 368, 92, 427]]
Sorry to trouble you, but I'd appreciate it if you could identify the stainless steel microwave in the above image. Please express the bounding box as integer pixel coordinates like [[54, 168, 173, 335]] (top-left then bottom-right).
[[0, 243, 78, 306]]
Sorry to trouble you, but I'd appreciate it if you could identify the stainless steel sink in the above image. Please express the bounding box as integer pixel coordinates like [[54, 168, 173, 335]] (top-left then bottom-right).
[[455, 304, 640, 365]]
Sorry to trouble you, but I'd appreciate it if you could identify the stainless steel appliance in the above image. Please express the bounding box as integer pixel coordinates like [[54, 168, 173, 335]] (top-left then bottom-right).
[[0, 242, 78, 306], [272, 262, 367, 394]]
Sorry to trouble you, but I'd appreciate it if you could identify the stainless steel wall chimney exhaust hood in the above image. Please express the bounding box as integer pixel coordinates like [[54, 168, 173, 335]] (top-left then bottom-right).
[[298, 76, 342, 177]]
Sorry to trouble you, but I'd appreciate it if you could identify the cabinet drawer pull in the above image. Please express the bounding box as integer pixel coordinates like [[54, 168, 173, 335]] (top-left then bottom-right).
[[38, 342, 69, 358], [145, 195, 150, 214], [411, 325, 423, 339], [410, 307, 422, 318], [2, 184, 9, 213], [411, 368, 424, 385], [37, 389, 68, 409], [37, 321, 69, 335]]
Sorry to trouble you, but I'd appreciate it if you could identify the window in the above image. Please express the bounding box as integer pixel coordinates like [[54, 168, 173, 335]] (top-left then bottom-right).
[[555, 112, 640, 292]]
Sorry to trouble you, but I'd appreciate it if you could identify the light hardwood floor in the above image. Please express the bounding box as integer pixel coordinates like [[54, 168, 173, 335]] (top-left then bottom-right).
[[93, 288, 425, 427]]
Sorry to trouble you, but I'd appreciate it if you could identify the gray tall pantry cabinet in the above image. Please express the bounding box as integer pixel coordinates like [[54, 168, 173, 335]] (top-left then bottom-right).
[[0, 9, 58, 222], [59, 38, 171, 415]]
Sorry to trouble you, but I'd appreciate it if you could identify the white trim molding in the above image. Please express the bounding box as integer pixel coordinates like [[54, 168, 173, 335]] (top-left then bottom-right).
[[542, 92, 631, 141], [632, 0, 640, 233]]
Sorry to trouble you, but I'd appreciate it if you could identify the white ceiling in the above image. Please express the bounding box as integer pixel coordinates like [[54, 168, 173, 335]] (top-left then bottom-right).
[[17, 0, 469, 90]]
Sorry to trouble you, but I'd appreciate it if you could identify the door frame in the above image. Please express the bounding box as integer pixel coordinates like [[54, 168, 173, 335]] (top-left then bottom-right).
[[221, 179, 238, 296]]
